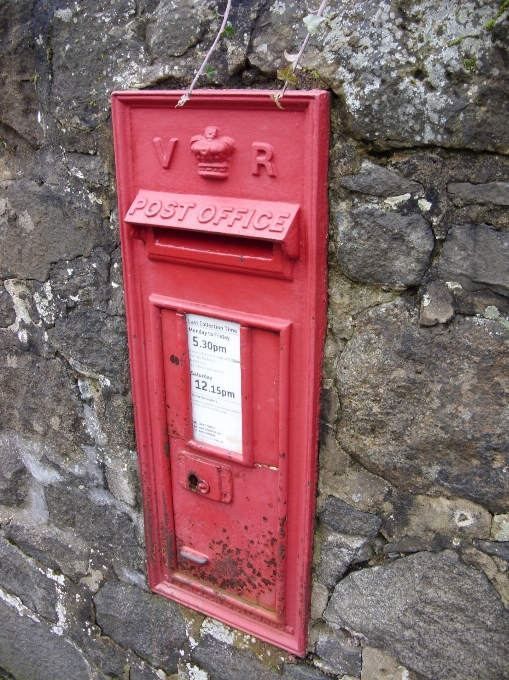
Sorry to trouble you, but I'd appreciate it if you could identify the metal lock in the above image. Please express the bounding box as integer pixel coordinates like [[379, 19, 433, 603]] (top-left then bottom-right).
[[178, 452, 232, 503]]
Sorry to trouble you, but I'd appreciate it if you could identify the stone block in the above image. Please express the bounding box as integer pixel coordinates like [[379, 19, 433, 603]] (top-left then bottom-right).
[[319, 467, 391, 516], [361, 647, 424, 680], [337, 208, 434, 288], [315, 628, 362, 677], [0, 436, 28, 507], [473, 540, 509, 563], [0, 596, 101, 680], [447, 182, 509, 206], [382, 494, 492, 547], [419, 281, 455, 326], [45, 482, 144, 572], [0, 181, 103, 281], [438, 223, 509, 297], [0, 1, 43, 147], [310, 581, 329, 620], [337, 297, 509, 513], [321, 497, 381, 537], [94, 582, 186, 675], [0, 355, 87, 459], [2, 523, 90, 580], [324, 550, 509, 680], [47, 308, 129, 388], [492, 514, 509, 541], [316, 531, 372, 589], [341, 161, 422, 197], [283, 662, 330, 679], [0, 285, 15, 328], [248, 1, 509, 152], [0, 536, 58, 622], [190, 633, 281, 680]]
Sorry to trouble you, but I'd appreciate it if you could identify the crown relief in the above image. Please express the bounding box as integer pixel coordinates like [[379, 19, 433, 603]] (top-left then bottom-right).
[[190, 126, 235, 179]]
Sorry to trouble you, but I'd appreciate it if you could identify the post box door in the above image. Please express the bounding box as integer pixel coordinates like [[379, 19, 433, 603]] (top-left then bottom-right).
[[111, 90, 329, 656]]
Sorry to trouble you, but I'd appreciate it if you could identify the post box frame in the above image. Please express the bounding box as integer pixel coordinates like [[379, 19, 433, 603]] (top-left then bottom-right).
[[112, 90, 329, 655]]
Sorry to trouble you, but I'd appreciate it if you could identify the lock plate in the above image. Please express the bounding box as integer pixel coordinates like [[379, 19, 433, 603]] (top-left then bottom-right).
[[178, 451, 232, 503]]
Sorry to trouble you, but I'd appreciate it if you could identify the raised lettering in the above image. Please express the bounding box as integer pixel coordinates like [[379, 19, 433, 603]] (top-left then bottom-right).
[[228, 209, 248, 227], [253, 211, 273, 230], [252, 142, 276, 177], [145, 199, 162, 217], [128, 197, 147, 215], [197, 205, 216, 223], [213, 207, 234, 225], [269, 212, 290, 232], [241, 209, 255, 229], [178, 203, 196, 220], [153, 137, 178, 169], [160, 201, 178, 219]]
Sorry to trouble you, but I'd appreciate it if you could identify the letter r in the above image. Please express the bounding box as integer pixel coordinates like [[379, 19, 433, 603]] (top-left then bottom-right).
[[252, 142, 277, 177]]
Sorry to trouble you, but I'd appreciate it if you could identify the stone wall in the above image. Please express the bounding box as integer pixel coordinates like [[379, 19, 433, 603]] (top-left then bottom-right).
[[1, 1, 508, 679]]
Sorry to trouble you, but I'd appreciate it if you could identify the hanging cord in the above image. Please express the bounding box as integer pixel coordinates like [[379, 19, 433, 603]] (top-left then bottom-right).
[[176, 0, 233, 107], [271, 0, 329, 108]]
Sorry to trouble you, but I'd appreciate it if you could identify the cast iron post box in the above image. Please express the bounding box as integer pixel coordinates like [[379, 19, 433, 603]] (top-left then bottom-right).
[[111, 90, 329, 655]]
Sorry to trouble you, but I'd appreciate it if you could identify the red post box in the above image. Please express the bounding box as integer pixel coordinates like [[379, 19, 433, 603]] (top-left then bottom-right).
[[111, 90, 329, 656]]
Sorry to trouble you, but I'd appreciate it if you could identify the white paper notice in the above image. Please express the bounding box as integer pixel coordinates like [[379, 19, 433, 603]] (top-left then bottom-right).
[[186, 314, 243, 454]]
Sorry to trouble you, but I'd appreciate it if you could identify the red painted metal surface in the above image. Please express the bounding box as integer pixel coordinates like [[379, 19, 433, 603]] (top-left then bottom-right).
[[111, 90, 329, 656]]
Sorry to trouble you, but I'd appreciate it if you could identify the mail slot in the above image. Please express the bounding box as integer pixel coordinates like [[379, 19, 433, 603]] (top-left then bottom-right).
[[111, 90, 329, 656]]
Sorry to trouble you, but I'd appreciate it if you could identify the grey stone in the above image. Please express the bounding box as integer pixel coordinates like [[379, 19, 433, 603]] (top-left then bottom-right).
[[438, 223, 509, 297], [337, 208, 434, 288], [319, 465, 391, 516], [492, 514, 509, 541], [310, 581, 329, 620], [0, 596, 101, 680], [0, 664, 17, 680], [473, 540, 509, 563], [146, 0, 209, 58], [317, 532, 372, 589], [381, 494, 492, 549], [321, 496, 382, 537], [337, 297, 509, 513], [45, 482, 144, 572], [0, 1, 43, 147], [0, 180, 103, 281], [341, 161, 422, 197], [361, 647, 425, 680], [0, 285, 15, 328], [64, 153, 110, 186], [0, 437, 28, 507], [94, 582, 186, 675], [47, 309, 129, 387], [383, 537, 427, 555], [190, 633, 281, 680], [448, 182, 509, 206], [0, 348, 86, 455], [249, 1, 509, 152], [49, 248, 113, 314], [283, 664, 330, 680], [0, 536, 58, 622], [2, 524, 90, 580], [315, 629, 362, 677], [324, 550, 509, 680], [419, 281, 455, 326]]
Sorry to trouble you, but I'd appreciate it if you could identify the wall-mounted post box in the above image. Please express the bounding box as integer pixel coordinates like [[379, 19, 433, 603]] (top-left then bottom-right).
[[111, 90, 329, 656]]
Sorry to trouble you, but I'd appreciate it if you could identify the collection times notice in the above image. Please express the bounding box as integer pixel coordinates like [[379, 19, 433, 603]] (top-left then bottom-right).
[[186, 314, 243, 454]]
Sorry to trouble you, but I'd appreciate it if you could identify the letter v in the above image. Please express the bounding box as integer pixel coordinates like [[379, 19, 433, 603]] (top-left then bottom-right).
[[153, 137, 178, 169]]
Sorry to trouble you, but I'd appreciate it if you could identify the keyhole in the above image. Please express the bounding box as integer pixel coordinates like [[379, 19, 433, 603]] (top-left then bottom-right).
[[188, 473, 198, 491]]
